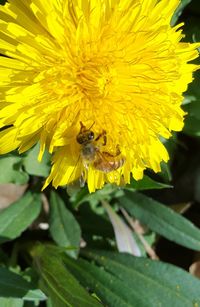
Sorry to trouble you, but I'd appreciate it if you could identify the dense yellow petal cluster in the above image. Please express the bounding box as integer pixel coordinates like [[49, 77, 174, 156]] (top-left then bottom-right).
[[0, 0, 199, 192]]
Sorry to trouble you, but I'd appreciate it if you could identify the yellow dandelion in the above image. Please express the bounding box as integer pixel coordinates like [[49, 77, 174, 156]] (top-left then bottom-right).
[[0, 0, 199, 192]]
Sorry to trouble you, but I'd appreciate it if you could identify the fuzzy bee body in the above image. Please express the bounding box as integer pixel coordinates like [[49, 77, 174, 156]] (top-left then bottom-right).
[[76, 122, 125, 173], [93, 155, 125, 173]]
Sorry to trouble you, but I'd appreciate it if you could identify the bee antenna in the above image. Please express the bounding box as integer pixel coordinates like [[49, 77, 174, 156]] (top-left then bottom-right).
[[79, 121, 95, 131], [89, 121, 95, 130]]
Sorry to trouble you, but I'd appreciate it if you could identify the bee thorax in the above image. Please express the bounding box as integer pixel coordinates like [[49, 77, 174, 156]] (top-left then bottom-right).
[[81, 143, 96, 161]]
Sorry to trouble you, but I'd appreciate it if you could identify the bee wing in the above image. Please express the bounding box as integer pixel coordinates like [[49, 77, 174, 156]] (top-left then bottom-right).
[[93, 151, 115, 173], [95, 150, 111, 162]]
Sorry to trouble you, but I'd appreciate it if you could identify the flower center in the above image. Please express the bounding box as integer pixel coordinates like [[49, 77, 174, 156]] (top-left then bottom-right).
[[76, 59, 112, 99]]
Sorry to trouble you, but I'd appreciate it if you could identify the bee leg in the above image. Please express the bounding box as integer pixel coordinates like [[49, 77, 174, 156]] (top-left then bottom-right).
[[102, 145, 121, 158], [115, 144, 121, 156], [95, 130, 107, 146], [79, 172, 86, 187]]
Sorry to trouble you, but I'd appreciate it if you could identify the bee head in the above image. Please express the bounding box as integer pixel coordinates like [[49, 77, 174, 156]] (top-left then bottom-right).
[[76, 130, 94, 144], [76, 121, 95, 144]]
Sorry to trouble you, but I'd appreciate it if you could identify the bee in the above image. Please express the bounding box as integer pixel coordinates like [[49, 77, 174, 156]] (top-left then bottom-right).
[[76, 122, 125, 173]]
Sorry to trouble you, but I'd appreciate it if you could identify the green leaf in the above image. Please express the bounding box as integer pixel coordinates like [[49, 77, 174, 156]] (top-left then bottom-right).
[[126, 175, 172, 190], [118, 191, 200, 251], [46, 299, 53, 307], [171, 0, 191, 26], [49, 191, 81, 258], [0, 267, 46, 301], [0, 298, 24, 307], [71, 249, 200, 307], [70, 184, 119, 209], [0, 298, 23, 307], [0, 192, 42, 244], [160, 161, 172, 182], [22, 144, 50, 177], [0, 156, 29, 184], [33, 245, 102, 307], [69, 186, 91, 208], [65, 257, 136, 307]]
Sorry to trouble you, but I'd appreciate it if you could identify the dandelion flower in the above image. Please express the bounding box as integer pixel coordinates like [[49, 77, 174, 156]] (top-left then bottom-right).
[[0, 0, 199, 192]]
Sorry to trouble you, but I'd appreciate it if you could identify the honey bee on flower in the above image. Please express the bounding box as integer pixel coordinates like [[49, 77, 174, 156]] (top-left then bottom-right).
[[75, 121, 125, 184], [0, 0, 199, 192], [77, 122, 125, 172]]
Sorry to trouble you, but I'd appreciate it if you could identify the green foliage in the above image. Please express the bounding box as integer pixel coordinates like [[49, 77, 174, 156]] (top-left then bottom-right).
[[22, 144, 50, 178], [0, 1, 200, 307], [0, 155, 29, 185], [126, 175, 172, 190], [49, 191, 81, 258], [0, 267, 46, 301], [171, 0, 191, 26], [118, 191, 200, 250], [0, 298, 24, 307], [0, 192, 41, 244], [33, 245, 102, 307], [64, 250, 200, 307]]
